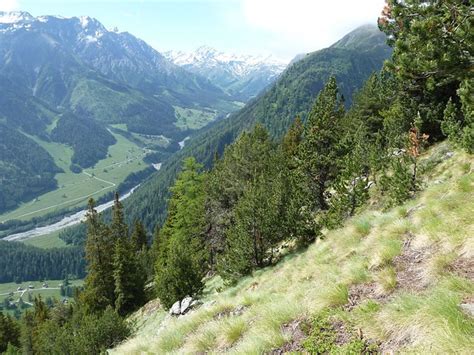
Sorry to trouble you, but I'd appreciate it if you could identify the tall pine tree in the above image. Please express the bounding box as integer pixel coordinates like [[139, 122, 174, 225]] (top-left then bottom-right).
[[155, 158, 208, 308], [81, 198, 115, 314], [112, 194, 146, 316], [300, 76, 345, 210]]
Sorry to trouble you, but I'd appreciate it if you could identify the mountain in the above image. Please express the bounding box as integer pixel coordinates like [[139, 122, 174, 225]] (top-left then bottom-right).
[[164, 46, 287, 101], [0, 11, 239, 214], [0, 12, 229, 107], [122, 25, 392, 230]]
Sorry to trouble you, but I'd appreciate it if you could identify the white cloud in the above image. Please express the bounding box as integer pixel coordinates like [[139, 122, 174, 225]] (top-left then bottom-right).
[[242, 0, 385, 58], [0, 0, 19, 12]]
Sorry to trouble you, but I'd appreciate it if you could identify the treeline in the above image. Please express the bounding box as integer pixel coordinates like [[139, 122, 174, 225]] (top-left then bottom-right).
[[0, 242, 85, 283]]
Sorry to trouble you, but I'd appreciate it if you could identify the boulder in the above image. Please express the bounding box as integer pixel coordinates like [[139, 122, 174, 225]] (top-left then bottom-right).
[[169, 300, 181, 315], [180, 296, 193, 314]]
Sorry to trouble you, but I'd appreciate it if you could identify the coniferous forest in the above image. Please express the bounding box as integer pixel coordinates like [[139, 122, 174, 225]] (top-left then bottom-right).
[[0, 1, 472, 354]]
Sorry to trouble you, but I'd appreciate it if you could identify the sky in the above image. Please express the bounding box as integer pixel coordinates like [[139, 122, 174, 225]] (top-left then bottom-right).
[[0, 0, 386, 61]]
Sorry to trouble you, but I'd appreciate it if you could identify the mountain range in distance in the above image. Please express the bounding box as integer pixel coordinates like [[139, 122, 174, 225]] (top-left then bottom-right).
[[165, 46, 287, 101], [0, 11, 285, 217]]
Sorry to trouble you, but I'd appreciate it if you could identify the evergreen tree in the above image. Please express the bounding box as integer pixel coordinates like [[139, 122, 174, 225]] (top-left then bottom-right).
[[300, 76, 345, 210], [112, 194, 146, 316], [155, 158, 208, 308], [282, 117, 317, 244], [206, 124, 277, 270], [0, 313, 20, 353], [131, 219, 148, 252], [326, 127, 371, 227], [220, 172, 286, 281], [81, 199, 115, 314], [441, 98, 463, 145], [379, 0, 472, 139]]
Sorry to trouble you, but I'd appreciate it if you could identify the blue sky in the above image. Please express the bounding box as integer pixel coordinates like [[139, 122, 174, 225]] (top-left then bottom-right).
[[1, 0, 386, 61]]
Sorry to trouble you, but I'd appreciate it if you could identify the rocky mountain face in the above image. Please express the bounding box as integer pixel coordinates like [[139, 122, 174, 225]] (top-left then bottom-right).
[[165, 46, 287, 101], [0, 11, 227, 107]]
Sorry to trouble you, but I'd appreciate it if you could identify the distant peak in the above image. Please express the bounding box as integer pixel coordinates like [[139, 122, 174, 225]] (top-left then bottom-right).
[[196, 45, 217, 53], [0, 11, 34, 24]]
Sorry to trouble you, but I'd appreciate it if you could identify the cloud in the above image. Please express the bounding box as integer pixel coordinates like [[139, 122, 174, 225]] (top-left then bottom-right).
[[0, 0, 19, 11], [242, 0, 385, 57]]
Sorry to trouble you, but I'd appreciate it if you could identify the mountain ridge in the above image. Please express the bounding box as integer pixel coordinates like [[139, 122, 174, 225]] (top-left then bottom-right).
[[164, 46, 287, 101]]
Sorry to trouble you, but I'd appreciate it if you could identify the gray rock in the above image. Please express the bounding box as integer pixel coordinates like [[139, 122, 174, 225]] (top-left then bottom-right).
[[460, 303, 474, 317], [180, 296, 193, 314], [169, 300, 181, 315], [445, 151, 454, 159]]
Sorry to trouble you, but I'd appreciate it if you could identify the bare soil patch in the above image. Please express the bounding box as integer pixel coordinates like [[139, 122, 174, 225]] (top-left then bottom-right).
[[393, 233, 434, 292], [449, 256, 474, 281], [269, 318, 308, 354]]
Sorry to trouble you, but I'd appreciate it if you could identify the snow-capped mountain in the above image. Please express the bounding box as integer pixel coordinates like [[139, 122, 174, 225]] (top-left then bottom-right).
[[0, 11, 226, 106], [165, 46, 288, 101]]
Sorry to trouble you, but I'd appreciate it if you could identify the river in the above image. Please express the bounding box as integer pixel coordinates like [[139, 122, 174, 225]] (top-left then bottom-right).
[[4, 185, 140, 242]]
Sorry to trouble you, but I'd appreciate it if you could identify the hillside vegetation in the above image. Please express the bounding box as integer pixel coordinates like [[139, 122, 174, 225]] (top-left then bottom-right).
[[114, 143, 474, 354], [122, 25, 392, 231]]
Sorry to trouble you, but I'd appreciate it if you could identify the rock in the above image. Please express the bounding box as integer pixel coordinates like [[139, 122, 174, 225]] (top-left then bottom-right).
[[169, 300, 181, 315], [231, 305, 246, 316], [460, 303, 474, 317], [445, 151, 454, 159], [190, 299, 202, 308], [180, 296, 193, 314]]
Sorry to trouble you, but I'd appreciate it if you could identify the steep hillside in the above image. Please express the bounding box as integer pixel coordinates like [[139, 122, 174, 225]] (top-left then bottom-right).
[[123, 24, 392, 230], [113, 143, 474, 354], [165, 46, 287, 101]]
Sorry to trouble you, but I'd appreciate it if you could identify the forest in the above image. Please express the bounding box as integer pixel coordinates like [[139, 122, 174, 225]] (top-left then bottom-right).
[[0, 242, 85, 283], [0, 1, 472, 353]]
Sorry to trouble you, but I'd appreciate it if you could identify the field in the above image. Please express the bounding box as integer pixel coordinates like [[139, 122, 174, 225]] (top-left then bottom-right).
[[0, 279, 84, 315], [0, 279, 83, 298], [174, 106, 217, 130], [22, 231, 66, 249], [0, 130, 149, 223]]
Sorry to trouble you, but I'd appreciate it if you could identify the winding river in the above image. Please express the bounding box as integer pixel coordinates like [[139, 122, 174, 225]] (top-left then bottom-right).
[[4, 185, 141, 242]]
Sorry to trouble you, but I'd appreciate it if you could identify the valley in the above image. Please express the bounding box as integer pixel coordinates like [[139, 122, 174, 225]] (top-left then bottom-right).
[[0, 131, 148, 223]]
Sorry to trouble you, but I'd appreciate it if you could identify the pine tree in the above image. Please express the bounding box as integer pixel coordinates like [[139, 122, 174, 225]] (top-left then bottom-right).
[[300, 76, 345, 210], [282, 117, 317, 244], [0, 313, 20, 353], [131, 220, 148, 252], [326, 127, 370, 227], [81, 198, 115, 314], [155, 158, 208, 308], [112, 194, 146, 316], [379, 0, 472, 139], [441, 98, 462, 145]]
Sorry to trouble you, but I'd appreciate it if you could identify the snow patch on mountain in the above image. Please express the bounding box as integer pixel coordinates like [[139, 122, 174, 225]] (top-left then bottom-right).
[[165, 46, 287, 78], [0, 11, 34, 24], [164, 46, 288, 100]]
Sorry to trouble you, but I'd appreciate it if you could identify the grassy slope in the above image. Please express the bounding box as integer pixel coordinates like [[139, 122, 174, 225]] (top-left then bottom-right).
[[22, 231, 66, 249], [113, 143, 473, 354], [0, 131, 148, 222]]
